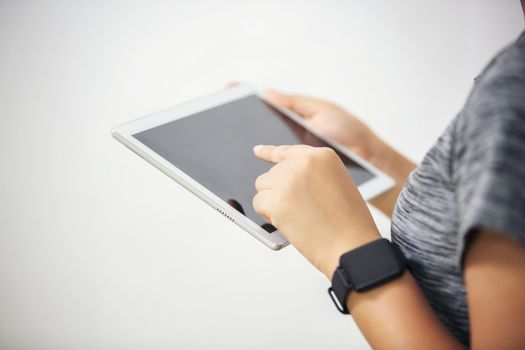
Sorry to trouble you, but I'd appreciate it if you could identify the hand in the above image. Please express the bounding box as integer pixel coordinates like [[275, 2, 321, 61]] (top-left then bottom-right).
[[265, 90, 381, 161], [265, 89, 417, 217], [252, 144, 380, 279]]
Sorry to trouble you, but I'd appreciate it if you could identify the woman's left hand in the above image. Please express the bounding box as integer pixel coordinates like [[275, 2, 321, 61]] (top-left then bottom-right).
[[253, 144, 381, 279]]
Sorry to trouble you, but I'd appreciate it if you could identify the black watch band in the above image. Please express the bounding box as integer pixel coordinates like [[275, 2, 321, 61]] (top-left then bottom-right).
[[328, 267, 354, 313], [328, 238, 406, 314]]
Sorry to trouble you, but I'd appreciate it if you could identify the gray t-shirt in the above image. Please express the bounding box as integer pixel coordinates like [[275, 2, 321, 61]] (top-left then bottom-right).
[[391, 31, 525, 346]]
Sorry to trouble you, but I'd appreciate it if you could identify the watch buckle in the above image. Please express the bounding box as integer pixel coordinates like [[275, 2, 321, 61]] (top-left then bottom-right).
[[327, 287, 348, 314]]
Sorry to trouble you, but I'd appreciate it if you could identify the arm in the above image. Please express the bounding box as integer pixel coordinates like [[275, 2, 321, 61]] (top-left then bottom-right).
[[251, 145, 525, 349], [367, 137, 416, 217], [264, 90, 415, 218], [252, 144, 462, 349], [335, 228, 525, 349], [464, 230, 525, 349], [343, 267, 463, 349]]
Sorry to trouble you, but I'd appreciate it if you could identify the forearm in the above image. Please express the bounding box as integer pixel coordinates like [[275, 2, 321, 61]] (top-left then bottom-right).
[[344, 271, 464, 350], [367, 137, 416, 217], [321, 229, 463, 349]]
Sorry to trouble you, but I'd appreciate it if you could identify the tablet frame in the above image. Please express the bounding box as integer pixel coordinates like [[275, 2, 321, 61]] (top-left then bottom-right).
[[112, 84, 394, 250]]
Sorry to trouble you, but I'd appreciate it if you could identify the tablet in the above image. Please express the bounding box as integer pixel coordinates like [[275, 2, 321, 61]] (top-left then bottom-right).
[[112, 84, 394, 250]]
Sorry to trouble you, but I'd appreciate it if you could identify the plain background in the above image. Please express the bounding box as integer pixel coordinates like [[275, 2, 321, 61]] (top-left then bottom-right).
[[0, 0, 523, 349]]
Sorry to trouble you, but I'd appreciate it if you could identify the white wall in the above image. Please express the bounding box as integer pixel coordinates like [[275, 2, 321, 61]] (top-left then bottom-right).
[[0, 1, 523, 349]]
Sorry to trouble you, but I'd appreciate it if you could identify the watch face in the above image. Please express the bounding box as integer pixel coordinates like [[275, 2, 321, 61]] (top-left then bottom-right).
[[340, 239, 405, 291]]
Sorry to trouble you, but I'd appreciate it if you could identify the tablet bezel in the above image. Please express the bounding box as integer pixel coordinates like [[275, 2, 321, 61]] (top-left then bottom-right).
[[112, 84, 394, 250]]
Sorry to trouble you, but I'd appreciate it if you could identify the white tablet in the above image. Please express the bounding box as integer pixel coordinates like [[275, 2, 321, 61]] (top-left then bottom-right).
[[112, 84, 394, 250]]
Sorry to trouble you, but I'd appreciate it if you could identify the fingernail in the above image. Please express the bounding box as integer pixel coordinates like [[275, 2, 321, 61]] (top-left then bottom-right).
[[253, 145, 265, 153]]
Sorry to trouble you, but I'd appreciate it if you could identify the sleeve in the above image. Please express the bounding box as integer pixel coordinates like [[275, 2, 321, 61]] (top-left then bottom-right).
[[454, 65, 525, 269]]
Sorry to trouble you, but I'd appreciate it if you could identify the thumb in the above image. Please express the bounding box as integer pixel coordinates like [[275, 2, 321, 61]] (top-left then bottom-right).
[[265, 89, 326, 119]]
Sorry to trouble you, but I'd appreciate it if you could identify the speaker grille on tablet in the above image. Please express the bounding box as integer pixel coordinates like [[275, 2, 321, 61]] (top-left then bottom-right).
[[216, 208, 235, 222]]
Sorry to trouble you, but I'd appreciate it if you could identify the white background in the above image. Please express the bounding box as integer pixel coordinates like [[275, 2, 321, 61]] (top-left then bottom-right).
[[0, 1, 523, 349]]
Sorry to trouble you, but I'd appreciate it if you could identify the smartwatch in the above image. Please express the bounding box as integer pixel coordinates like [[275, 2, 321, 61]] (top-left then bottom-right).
[[328, 238, 406, 314]]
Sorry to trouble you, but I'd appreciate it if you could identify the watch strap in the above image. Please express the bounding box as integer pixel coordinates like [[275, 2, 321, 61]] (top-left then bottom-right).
[[327, 239, 407, 315], [327, 267, 353, 314]]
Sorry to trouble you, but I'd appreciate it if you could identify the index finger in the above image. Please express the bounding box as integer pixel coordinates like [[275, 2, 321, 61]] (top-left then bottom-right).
[[253, 144, 313, 163]]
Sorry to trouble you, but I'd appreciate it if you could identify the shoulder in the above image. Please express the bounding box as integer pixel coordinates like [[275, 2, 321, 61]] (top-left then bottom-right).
[[464, 34, 525, 125], [449, 34, 525, 268], [453, 34, 525, 160]]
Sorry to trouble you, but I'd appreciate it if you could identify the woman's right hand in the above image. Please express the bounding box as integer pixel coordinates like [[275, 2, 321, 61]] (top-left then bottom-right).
[[265, 90, 381, 162]]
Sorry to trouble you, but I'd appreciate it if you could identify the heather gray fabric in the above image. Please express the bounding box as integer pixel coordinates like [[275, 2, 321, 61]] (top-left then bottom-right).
[[391, 31, 525, 346]]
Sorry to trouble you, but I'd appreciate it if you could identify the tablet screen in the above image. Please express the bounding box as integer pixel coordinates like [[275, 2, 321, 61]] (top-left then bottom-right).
[[133, 95, 374, 233]]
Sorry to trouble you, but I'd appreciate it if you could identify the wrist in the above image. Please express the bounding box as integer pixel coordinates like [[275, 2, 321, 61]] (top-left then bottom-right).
[[322, 231, 381, 281], [367, 136, 396, 172], [368, 137, 416, 183]]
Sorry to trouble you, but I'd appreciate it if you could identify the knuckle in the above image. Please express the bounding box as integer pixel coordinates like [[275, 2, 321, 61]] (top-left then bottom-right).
[[255, 173, 265, 189], [252, 193, 265, 213], [270, 187, 293, 209], [252, 193, 259, 207], [273, 191, 286, 204], [290, 159, 307, 175], [270, 194, 289, 226], [298, 152, 316, 169], [317, 146, 336, 158], [277, 145, 291, 155], [313, 147, 338, 163]]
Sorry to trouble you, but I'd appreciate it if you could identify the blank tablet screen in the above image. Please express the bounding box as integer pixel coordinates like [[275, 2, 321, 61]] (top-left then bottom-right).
[[133, 95, 374, 232]]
